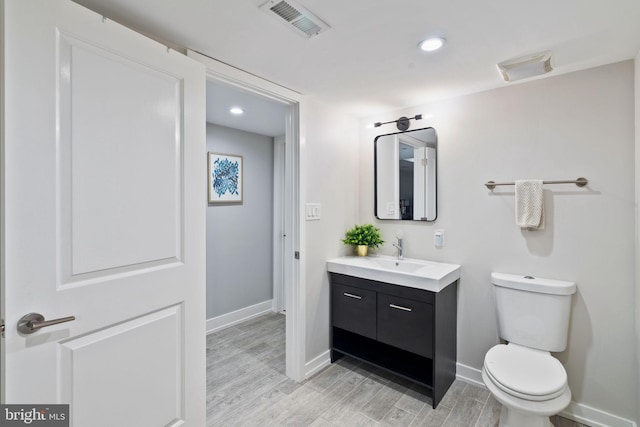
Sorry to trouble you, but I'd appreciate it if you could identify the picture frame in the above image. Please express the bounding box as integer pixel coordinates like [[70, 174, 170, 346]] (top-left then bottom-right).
[[208, 152, 243, 204]]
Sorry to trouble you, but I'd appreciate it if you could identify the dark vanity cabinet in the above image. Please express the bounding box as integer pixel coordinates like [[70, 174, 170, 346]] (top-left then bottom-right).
[[330, 272, 458, 408]]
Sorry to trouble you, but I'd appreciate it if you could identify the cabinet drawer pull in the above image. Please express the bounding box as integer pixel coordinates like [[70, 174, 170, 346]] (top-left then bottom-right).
[[343, 292, 362, 300], [389, 303, 412, 312]]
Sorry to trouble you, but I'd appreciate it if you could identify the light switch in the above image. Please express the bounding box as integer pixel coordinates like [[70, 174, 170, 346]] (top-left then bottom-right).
[[434, 229, 444, 247], [305, 203, 321, 221]]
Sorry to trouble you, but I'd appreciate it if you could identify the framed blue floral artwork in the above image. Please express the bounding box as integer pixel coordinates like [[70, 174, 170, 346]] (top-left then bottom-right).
[[208, 152, 243, 204]]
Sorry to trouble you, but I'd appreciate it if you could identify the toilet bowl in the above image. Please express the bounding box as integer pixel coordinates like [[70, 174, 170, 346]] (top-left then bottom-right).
[[484, 273, 576, 427], [482, 344, 571, 427]]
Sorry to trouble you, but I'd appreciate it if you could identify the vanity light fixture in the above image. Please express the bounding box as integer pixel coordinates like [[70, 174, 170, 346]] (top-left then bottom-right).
[[418, 36, 446, 52], [374, 114, 422, 131], [229, 107, 244, 115]]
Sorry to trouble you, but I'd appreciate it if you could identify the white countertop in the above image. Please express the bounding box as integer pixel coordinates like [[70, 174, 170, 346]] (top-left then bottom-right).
[[326, 255, 460, 292]]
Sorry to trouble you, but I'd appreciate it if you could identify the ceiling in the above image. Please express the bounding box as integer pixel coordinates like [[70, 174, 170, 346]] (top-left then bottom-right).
[[73, 0, 640, 121], [206, 80, 288, 137]]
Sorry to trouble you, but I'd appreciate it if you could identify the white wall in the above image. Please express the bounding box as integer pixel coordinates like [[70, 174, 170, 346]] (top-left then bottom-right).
[[206, 123, 274, 318], [302, 98, 360, 362], [359, 61, 637, 423]]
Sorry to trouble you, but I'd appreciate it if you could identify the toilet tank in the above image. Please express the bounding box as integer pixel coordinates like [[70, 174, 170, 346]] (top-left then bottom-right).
[[491, 273, 576, 352]]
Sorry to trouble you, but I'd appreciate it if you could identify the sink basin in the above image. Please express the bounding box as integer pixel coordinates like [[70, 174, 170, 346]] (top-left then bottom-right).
[[326, 255, 460, 292], [367, 257, 433, 273]]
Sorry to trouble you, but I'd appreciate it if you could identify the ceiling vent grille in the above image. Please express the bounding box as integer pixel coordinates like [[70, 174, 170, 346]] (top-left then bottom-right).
[[260, 0, 330, 39]]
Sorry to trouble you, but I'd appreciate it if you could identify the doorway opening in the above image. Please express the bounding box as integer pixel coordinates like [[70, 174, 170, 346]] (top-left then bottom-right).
[[204, 79, 288, 330], [191, 49, 304, 384]]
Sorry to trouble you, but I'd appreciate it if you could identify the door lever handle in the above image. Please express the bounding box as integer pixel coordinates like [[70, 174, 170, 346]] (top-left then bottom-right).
[[17, 313, 75, 334]]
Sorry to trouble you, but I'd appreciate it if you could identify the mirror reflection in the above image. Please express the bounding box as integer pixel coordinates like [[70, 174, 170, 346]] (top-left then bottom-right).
[[375, 127, 437, 221]]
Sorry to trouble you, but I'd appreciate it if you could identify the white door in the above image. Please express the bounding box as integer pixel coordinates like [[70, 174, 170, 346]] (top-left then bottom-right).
[[1, 1, 206, 426]]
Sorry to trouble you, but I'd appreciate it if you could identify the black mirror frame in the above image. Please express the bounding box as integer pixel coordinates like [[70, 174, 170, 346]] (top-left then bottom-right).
[[374, 127, 437, 222]]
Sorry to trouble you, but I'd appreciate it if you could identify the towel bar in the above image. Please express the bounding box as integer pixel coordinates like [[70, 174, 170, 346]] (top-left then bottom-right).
[[484, 177, 588, 190]]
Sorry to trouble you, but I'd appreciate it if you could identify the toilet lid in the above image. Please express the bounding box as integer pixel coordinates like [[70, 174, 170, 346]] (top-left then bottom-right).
[[484, 344, 567, 400]]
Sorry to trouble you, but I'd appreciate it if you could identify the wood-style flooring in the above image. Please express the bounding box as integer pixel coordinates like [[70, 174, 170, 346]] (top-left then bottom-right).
[[206, 312, 588, 427]]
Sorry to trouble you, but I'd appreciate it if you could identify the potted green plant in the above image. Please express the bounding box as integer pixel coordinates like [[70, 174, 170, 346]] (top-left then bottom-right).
[[342, 224, 384, 256]]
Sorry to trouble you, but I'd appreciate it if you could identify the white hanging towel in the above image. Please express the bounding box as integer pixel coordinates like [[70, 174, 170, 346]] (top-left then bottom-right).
[[515, 180, 545, 230]]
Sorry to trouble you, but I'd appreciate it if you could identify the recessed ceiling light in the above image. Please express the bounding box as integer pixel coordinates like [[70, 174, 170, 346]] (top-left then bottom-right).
[[418, 36, 446, 52], [230, 107, 244, 115]]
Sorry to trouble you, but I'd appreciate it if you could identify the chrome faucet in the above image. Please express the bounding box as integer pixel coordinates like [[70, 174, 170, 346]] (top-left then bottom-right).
[[392, 237, 404, 260]]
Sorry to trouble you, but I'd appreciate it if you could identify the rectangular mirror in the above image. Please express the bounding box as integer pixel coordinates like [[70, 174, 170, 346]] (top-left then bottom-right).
[[375, 127, 437, 221]]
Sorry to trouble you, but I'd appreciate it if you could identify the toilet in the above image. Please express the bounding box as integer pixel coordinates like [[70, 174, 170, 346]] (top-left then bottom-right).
[[482, 272, 576, 427]]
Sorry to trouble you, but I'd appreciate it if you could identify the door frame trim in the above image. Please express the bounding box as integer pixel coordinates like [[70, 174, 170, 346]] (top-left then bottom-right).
[[187, 50, 305, 381], [273, 135, 285, 314]]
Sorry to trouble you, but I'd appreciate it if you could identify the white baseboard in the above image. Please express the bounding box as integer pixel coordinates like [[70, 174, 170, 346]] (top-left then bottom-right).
[[455, 362, 637, 427], [561, 402, 637, 427], [205, 300, 274, 334], [456, 362, 485, 387], [305, 350, 331, 379]]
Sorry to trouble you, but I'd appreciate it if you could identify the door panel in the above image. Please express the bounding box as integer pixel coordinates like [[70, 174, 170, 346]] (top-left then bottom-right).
[[377, 293, 433, 358], [59, 305, 183, 426], [58, 32, 183, 282], [1, 0, 206, 425], [331, 283, 376, 339]]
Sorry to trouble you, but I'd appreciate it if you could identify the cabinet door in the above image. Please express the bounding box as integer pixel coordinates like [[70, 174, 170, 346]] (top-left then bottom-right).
[[332, 284, 376, 339], [377, 293, 433, 357]]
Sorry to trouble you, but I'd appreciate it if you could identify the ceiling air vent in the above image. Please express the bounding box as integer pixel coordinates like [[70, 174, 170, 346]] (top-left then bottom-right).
[[260, 0, 330, 39]]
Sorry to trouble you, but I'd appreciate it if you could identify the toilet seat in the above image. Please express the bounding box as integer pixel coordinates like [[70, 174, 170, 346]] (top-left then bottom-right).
[[484, 344, 567, 401]]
